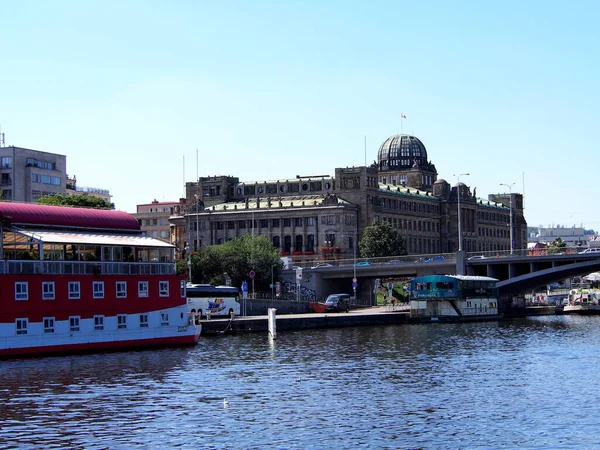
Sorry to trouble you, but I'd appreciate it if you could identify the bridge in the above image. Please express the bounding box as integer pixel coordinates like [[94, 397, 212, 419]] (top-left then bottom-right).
[[284, 250, 600, 303]]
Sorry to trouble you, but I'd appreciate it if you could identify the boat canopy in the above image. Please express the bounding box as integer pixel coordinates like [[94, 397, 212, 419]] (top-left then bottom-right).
[[3, 228, 173, 248]]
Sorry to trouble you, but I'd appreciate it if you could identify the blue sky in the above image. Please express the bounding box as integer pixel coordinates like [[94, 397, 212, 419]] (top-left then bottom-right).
[[2, 0, 599, 230]]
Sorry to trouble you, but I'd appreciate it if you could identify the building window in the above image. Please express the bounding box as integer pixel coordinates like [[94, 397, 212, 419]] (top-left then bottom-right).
[[161, 313, 169, 326], [159, 281, 169, 297], [283, 218, 291, 227], [272, 219, 280, 227], [69, 316, 81, 332], [15, 282, 28, 301], [94, 315, 105, 331], [116, 281, 127, 298], [93, 281, 104, 299], [43, 317, 55, 333], [117, 314, 127, 329], [1, 173, 12, 185], [42, 282, 55, 300], [16, 318, 28, 335], [139, 314, 149, 328], [1, 156, 12, 169], [294, 218, 303, 227], [68, 281, 81, 299]]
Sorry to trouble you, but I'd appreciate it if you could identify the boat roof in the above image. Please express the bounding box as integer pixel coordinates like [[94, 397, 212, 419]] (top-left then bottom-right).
[[9, 229, 173, 248], [0, 203, 140, 231]]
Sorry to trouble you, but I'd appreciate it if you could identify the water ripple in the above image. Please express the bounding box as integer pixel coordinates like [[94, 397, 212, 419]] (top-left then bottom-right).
[[2, 316, 600, 448]]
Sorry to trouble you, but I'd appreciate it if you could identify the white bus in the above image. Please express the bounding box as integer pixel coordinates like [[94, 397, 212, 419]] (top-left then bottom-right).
[[187, 284, 241, 320]]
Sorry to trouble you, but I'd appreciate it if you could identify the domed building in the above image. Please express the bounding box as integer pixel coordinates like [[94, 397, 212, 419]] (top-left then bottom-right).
[[377, 134, 437, 190], [178, 132, 526, 267]]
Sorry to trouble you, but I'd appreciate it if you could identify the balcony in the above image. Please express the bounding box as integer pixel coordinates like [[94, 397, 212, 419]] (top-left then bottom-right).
[[0, 260, 176, 276]]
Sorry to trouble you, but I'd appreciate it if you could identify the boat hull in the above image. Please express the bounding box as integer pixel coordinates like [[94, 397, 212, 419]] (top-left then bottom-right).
[[409, 314, 501, 323], [0, 330, 200, 358], [562, 304, 600, 315]]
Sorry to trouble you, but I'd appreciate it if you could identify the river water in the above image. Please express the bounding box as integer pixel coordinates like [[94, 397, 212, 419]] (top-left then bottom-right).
[[1, 315, 600, 449]]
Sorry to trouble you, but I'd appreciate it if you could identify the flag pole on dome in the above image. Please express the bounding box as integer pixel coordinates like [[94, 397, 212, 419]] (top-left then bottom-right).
[[401, 112, 407, 134]]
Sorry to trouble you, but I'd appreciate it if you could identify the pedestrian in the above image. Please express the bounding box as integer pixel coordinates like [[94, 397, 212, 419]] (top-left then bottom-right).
[[383, 294, 388, 306]]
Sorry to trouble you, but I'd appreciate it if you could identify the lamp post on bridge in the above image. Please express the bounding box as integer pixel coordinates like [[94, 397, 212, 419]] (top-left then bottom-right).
[[500, 182, 515, 255], [454, 173, 469, 252], [271, 264, 277, 299]]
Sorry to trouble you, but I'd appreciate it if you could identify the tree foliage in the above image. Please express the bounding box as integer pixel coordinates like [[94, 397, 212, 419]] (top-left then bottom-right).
[[547, 237, 567, 255], [189, 235, 281, 291], [358, 218, 407, 258], [37, 193, 115, 209]]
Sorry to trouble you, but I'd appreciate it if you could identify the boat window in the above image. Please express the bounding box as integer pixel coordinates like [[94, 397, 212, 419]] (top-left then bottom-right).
[[15, 282, 28, 301], [68, 282, 81, 300], [42, 282, 55, 300], [93, 281, 104, 299], [116, 281, 127, 298], [138, 281, 149, 298], [159, 281, 169, 297], [16, 318, 28, 335]]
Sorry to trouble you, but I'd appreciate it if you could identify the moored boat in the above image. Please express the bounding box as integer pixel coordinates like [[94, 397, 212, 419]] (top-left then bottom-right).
[[0, 202, 201, 357], [562, 289, 600, 315], [409, 275, 501, 322]]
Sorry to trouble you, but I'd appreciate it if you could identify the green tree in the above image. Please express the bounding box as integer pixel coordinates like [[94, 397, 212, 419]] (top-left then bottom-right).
[[189, 235, 281, 290], [547, 237, 567, 255], [37, 193, 115, 209], [359, 218, 407, 258]]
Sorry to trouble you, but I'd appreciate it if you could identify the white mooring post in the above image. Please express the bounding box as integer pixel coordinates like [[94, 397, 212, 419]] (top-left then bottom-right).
[[268, 308, 277, 339]]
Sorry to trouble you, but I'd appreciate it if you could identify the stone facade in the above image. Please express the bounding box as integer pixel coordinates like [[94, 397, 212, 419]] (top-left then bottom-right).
[[171, 134, 527, 260]]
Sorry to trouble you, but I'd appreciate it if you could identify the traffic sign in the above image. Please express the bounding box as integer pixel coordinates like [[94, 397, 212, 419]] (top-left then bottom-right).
[[387, 282, 393, 290], [352, 282, 358, 289], [352, 277, 357, 283], [249, 270, 255, 278], [296, 267, 303, 280], [241, 281, 248, 292]]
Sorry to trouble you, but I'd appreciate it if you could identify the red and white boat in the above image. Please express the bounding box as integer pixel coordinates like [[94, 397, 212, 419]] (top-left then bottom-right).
[[0, 202, 201, 357]]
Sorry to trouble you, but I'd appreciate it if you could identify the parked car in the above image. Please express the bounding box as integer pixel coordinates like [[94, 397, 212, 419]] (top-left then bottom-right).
[[311, 263, 333, 269], [354, 261, 371, 267], [468, 255, 486, 260], [324, 294, 351, 312], [579, 248, 600, 254], [415, 255, 445, 263], [385, 259, 404, 264]]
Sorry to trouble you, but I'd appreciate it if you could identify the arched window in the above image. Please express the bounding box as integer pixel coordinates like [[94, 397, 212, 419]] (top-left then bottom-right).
[[307, 234, 315, 252], [283, 235, 292, 253], [272, 236, 280, 249], [295, 235, 303, 253]]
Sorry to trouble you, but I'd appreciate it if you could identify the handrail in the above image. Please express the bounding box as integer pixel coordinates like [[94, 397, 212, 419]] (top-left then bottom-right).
[[0, 260, 176, 276]]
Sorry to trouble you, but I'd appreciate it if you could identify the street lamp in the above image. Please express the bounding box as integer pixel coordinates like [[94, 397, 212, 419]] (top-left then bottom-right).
[[194, 193, 200, 251], [454, 173, 469, 252], [500, 182, 515, 254], [271, 264, 277, 299]]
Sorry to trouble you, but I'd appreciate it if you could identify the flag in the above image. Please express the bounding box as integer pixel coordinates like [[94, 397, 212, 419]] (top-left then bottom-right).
[[401, 113, 407, 119]]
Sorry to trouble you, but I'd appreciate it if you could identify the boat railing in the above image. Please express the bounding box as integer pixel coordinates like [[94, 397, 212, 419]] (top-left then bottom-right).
[[0, 260, 176, 276]]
